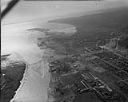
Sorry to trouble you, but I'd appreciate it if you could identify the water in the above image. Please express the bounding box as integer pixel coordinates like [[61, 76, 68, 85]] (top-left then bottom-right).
[[2, 1, 127, 25], [1, 1, 128, 102], [2, 1, 127, 64]]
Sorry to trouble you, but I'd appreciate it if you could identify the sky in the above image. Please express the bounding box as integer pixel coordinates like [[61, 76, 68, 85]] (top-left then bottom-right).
[[1, 0, 128, 25], [1, 0, 128, 60], [1, 1, 128, 102]]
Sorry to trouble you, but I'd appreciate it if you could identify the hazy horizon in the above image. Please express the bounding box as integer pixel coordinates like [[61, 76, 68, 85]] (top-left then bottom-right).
[[2, 0, 128, 25]]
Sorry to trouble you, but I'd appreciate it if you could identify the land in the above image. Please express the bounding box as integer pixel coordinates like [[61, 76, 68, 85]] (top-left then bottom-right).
[[1, 4, 128, 102], [1, 53, 26, 102], [42, 7, 128, 102]]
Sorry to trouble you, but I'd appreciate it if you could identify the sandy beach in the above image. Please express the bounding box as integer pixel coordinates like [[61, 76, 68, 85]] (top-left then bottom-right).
[[1, 1, 127, 102], [2, 21, 77, 102]]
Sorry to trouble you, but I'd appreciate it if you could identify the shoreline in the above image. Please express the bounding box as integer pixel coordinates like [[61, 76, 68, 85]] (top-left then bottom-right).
[[2, 4, 128, 102], [11, 53, 50, 102], [6, 21, 76, 102]]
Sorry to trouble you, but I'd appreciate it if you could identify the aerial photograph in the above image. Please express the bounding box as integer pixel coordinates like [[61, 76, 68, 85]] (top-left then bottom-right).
[[1, 0, 128, 102]]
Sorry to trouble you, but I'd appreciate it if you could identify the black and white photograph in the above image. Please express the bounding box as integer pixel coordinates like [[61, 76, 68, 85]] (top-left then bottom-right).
[[1, 0, 128, 102]]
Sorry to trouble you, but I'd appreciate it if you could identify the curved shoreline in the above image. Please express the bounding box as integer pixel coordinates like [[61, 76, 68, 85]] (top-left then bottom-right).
[[5, 21, 76, 102]]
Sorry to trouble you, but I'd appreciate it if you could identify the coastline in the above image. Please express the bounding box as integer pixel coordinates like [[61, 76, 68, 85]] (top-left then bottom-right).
[[4, 21, 77, 102], [2, 2, 128, 101]]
